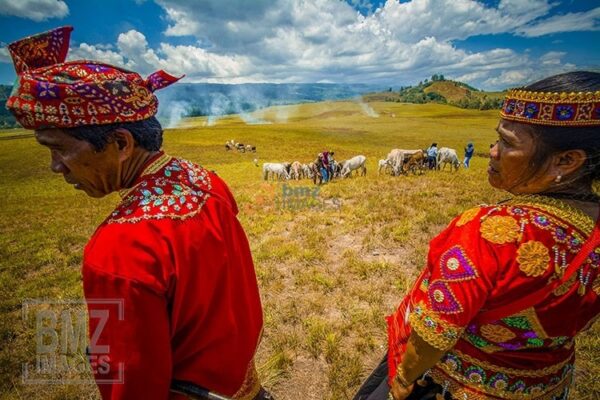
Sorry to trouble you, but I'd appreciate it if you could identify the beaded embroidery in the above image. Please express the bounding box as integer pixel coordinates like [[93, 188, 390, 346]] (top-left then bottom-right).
[[106, 156, 212, 225], [516, 241, 550, 277], [409, 301, 462, 351], [480, 216, 520, 244]]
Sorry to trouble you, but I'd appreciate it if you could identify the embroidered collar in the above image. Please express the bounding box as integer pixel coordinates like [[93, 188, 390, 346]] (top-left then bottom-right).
[[118, 152, 172, 199], [505, 194, 595, 235]]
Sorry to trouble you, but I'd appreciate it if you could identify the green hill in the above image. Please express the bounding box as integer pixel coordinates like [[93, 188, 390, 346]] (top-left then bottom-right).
[[363, 77, 505, 110], [0, 84, 18, 128]]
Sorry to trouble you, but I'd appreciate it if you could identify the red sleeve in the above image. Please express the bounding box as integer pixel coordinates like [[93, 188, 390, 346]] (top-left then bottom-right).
[[83, 266, 172, 400], [408, 206, 508, 350]]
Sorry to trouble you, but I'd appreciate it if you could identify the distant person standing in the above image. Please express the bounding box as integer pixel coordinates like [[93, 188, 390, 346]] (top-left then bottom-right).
[[426, 143, 438, 170], [321, 151, 330, 183], [463, 141, 475, 168], [328, 151, 336, 179]]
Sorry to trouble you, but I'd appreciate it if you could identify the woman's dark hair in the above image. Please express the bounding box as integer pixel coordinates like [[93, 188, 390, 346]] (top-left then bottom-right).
[[515, 71, 600, 189], [63, 116, 163, 152]]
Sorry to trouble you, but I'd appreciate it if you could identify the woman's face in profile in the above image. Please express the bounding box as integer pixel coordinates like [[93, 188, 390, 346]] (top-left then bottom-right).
[[488, 120, 551, 194]]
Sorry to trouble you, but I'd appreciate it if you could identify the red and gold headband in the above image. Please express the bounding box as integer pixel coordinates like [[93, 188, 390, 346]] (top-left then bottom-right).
[[5, 26, 183, 129], [500, 89, 600, 126]]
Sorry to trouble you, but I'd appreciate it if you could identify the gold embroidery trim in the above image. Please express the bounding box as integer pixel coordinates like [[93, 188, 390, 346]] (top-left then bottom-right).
[[480, 324, 516, 343], [430, 365, 571, 400], [232, 360, 261, 400], [506, 195, 594, 235], [504, 89, 600, 104], [449, 349, 571, 378], [480, 215, 520, 244], [107, 195, 211, 224], [512, 307, 549, 339], [516, 241, 550, 277], [457, 207, 481, 226], [409, 301, 463, 351]]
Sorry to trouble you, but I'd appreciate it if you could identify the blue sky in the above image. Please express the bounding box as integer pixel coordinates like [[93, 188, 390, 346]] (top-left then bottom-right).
[[0, 0, 599, 90]]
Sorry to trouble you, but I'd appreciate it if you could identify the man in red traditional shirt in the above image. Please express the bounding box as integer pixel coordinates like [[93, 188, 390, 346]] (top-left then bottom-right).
[[7, 27, 268, 400]]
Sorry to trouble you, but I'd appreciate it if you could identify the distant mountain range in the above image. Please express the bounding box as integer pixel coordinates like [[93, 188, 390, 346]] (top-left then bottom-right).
[[0, 80, 505, 128], [0, 82, 385, 128]]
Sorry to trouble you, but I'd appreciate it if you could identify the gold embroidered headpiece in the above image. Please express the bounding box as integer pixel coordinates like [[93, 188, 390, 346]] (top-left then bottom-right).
[[500, 89, 600, 126]]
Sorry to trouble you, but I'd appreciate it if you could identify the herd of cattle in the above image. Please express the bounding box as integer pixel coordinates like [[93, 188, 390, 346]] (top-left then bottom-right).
[[262, 146, 461, 185], [225, 139, 256, 153], [378, 147, 461, 176], [263, 155, 367, 185]]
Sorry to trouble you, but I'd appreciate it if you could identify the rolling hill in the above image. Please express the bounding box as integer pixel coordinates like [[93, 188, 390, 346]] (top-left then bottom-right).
[[362, 78, 505, 110]]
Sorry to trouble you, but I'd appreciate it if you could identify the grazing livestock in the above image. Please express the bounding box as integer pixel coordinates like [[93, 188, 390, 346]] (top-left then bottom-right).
[[290, 161, 303, 180], [340, 155, 367, 178], [378, 159, 393, 175], [225, 140, 235, 151], [245, 144, 256, 152], [263, 163, 290, 181], [309, 162, 323, 185], [437, 147, 461, 171], [302, 164, 313, 179], [387, 149, 422, 176], [404, 150, 427, 174]]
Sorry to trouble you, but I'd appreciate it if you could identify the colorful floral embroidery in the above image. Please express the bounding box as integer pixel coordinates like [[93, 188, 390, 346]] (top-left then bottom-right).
[[107, 156, 212, 225], [456, 207, 480, 226], [439, 246, 479, 281], [480, 324, 517, 343], [480, 216, 520, 244], [409, 301, 462, 351], [517, 241, 550, 277], [428, 281, 463, 314], [431, 350, 574, 400]]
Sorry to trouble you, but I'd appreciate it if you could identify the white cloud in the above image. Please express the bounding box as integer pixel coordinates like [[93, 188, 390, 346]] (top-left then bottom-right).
[[0, 46, 10, 63], [54, 0, 599, 90], [68, 43, 126, 67], [0, 0, 68, 21], [516, 7, 600, 37]]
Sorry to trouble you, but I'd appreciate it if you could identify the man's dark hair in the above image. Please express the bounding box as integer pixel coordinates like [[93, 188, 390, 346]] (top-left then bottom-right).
[[63, 116, 163, 152], [515, 71, 600, 188]]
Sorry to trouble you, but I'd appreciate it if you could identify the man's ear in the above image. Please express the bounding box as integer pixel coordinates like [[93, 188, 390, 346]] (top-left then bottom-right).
[[111, 128, 136, 162], [549, 149, 588, 178]]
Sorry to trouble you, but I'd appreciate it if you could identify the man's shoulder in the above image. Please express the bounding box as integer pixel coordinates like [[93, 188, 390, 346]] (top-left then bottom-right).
[[106, 157, 235, 225]]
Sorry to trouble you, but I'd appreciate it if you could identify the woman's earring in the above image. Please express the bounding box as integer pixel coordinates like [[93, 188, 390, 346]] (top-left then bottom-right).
[[554, 175, 562, 183]]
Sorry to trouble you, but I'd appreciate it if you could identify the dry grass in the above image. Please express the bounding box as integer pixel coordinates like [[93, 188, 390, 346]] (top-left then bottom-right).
[[0, 101, 598, 399]]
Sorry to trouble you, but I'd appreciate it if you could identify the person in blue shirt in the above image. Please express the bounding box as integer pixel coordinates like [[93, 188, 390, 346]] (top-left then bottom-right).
[[463, 142, 475, 168], [426, 143, 438, 170]]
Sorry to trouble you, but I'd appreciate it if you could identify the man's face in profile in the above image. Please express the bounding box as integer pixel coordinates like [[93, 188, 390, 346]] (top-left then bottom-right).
[[35, 128, 121, 198]]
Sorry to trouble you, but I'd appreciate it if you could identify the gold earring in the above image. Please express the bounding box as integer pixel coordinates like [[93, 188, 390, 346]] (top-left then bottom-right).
[[554, 175, 562, 183]]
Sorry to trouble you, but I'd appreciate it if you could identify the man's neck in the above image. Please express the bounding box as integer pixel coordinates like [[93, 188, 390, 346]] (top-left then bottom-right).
[[120, 149, 160, 190]]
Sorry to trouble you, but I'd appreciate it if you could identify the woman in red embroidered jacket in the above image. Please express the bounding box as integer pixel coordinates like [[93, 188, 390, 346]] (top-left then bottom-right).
[[355, 71, 600, 400]]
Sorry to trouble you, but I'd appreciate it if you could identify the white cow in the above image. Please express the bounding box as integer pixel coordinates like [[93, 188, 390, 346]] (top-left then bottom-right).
[[341, 155, 367, 178], [387, 149, 422, 176], [290, 161, 303, 180], [378, 158, 393, 175], [437, 147, 460, 171], [302, 163, 313, 179], [263, 163, 290, 180]]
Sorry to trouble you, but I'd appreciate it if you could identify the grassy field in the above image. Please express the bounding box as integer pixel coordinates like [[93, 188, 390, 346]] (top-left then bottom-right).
[[0, 101, 598, 399]]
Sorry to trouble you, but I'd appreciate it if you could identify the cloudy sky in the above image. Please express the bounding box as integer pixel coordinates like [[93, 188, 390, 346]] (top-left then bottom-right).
[[0, 0, 599, 90]]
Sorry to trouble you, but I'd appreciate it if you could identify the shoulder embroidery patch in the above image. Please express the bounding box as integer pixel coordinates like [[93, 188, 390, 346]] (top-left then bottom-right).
[[516, 241, 550, 277], [480, 215, 520, 244], [439, 246, 479, 281], [428, 281, 463, 314], [456, 207, 481, 226]]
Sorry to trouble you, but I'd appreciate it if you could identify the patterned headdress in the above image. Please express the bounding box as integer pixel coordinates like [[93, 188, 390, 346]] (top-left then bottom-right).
[[500, 88, 600, 126], [5, 26, 182, 129]]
